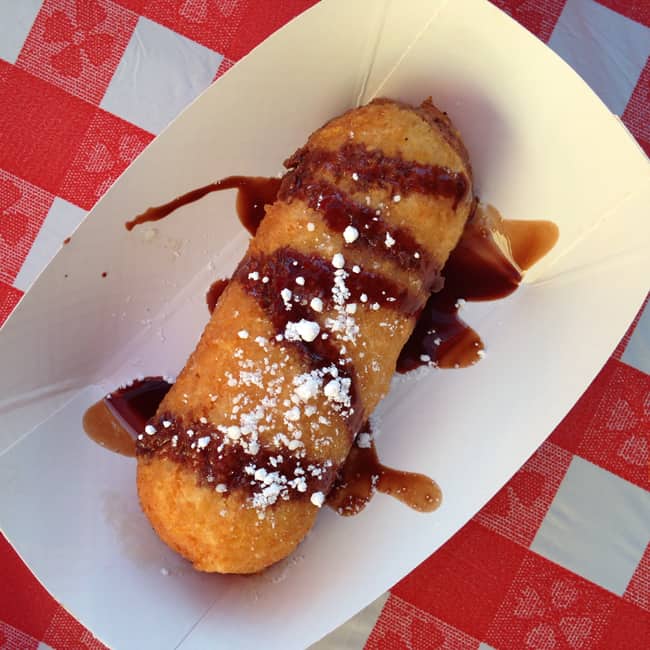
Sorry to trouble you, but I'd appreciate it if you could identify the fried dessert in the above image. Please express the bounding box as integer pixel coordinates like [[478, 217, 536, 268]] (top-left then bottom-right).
[[136, 98, 474, 574]]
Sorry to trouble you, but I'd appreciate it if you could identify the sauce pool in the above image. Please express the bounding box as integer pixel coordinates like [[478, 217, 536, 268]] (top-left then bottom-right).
[[397, 203, 559, 372], [83, 378, 172, 457], [327, 425, 441, 515]]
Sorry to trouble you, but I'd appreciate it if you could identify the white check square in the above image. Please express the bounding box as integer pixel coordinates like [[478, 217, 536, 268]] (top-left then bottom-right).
[[14, 198, 86, 292], [0, 0, 42, 64], [531, 456, 650, 595], [101, 17, 223, 134]]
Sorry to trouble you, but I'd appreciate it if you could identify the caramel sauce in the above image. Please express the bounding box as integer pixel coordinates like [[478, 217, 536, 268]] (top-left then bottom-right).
[[83, 400, 136, 457], [125, 176, 281, 236], [500, 216, 559, 271], [206, 278, 229, 314], [83, 378, 172, 456], [328, 426, 441, 515], [397, 204, 559, 372]]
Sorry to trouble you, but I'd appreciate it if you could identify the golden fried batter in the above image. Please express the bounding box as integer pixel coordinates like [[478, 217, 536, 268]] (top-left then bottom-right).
[[137, 98, 474, 573]]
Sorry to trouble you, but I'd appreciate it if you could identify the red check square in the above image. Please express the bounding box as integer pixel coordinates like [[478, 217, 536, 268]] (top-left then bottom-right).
[[576, 361, 650, 490], [17, 0, 138, 106], [0, 171, 54, 286], [597, 599, 650, 649], [0, 281, 22, 327], [42, 607, 106, 650], [392, 521, 526, 639], [0, 622, 39, 650], [114, 0, 317, 60], [553, 356, 650, 490], [366, 595, 480, 650], [485, 552, 618, 650], [113, 0, 244, 54], [215, 56, 236, 81], [0, 61, 96, 197], [0, 534, 58, 641], [60, 109, 153, 210]]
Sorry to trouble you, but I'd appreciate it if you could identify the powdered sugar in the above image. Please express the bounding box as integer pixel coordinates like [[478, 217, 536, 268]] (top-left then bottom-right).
[[343, 225, 359, 243], [285, 319, 320, 342], [310, 491, 325, 508]]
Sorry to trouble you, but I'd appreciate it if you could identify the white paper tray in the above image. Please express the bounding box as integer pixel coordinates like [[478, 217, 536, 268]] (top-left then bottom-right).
[[1, 1, 648, 647]]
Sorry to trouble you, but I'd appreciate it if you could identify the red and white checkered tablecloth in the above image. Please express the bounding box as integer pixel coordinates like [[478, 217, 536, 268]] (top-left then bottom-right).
[[1, 1, 648, 648]]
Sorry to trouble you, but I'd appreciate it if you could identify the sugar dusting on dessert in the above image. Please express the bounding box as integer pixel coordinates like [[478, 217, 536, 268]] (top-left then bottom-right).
[[139, 225, 372, 517]]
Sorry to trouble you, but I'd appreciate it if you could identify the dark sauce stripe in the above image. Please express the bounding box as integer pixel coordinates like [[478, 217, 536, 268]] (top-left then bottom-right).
[[233, 248, 363, 435], [138, 416, 337, 499], [235, 248, 424, 318], [282, 178, 433, 277], [282, 142, 469, 209]]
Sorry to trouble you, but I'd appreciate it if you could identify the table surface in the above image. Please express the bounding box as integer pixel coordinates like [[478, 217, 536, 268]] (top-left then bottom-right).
[[1, 1, 648, 649]]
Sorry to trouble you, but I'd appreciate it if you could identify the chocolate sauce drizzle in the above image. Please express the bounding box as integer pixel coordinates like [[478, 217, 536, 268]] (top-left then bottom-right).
[[140, 410, 336, 498], [283, 143, 468, 209], [107, 146, 557, 515], [236, 248, 423, 319], [125, 176, 282, 235], [282, 178, 433, 276], [85, 383, 438, 512], [398, 204, 558, 371], [232, 250, 364, 436]]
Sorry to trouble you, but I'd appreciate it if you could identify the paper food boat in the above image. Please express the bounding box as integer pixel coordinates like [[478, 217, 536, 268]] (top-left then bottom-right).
[[1, 0, 648, 647]]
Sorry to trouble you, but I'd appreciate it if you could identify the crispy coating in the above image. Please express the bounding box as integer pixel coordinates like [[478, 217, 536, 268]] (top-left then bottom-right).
[[137, 98, 474, 573]]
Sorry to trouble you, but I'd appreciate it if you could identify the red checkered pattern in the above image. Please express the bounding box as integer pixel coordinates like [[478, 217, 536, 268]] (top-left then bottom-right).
[[475, 441, 573, 548], [60, 109, 153, 209], [489, 0, 566, 41], [485, 553, 619, 650], [17, 0, 138, 106], [393, 521, 528, 640], [0, 281, 23, 325], [366, 595, 481, 649], [0, 1, 648, 648], [0, 172, 54, 285], [551, 358, 650, 490], [112, 0, 318, 59]]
